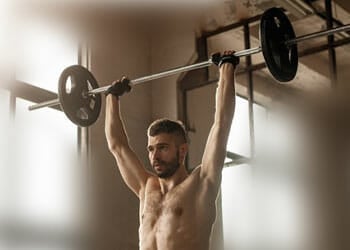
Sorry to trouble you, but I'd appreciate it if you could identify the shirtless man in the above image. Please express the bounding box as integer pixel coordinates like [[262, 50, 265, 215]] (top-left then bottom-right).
[[105, 51, 238, 250]]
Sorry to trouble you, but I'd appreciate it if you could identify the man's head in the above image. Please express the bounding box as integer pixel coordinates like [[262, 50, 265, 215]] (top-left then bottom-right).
[[147, 119, 188, 178]]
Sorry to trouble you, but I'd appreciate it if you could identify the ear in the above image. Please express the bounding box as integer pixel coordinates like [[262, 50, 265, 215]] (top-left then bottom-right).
[[178, 143, 188, 162]]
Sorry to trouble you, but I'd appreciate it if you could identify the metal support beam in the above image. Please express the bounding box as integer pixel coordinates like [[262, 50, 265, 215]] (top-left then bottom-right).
[[244, 23, 255, 157], [325, 0, 338, 88]]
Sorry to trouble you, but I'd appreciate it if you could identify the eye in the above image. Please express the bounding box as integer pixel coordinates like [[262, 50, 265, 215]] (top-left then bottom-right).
[[147, 146, 154, 152], [159, 145, 168, 151]]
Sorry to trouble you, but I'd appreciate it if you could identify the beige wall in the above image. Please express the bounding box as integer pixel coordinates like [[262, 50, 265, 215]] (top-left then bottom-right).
[[149, 17, 197, 121]]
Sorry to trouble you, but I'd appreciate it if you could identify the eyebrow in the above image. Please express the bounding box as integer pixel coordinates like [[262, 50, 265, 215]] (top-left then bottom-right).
[[147, 143, 169, 150]]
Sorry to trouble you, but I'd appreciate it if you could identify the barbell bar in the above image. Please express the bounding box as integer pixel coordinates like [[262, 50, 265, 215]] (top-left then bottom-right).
[[285, 24, 350, 46], [28, 46, 262, 111], [27, 7, 350, 127]]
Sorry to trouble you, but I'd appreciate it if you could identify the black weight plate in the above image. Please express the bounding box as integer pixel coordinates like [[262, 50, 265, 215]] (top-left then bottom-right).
[[260, 8, 298, 82], [58, 65, 102, 127]]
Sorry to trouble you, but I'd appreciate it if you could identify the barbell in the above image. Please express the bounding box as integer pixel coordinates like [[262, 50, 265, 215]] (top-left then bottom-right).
[[28, 7, 350, 127]]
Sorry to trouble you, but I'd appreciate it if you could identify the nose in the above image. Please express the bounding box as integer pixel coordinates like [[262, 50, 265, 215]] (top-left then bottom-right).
[[151, 149, 160, 162]]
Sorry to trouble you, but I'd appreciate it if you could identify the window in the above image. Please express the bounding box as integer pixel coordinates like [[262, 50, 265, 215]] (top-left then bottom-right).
[[222, 100, 303, 249], [15, 15, 78, 92], [222, 99, 267, 250], [0, 15, 82, 249], [12, 98, 78, 228], [221, 164, 254, 249], [226, 96, 251, 157]]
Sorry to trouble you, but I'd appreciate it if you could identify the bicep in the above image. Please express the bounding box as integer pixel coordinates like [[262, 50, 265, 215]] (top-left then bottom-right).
[[111, 146, 152, 197], [200, 123, 230, 185]]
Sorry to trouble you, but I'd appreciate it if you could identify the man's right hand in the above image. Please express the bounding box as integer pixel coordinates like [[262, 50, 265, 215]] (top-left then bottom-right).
[[105, 76, 131, 97]]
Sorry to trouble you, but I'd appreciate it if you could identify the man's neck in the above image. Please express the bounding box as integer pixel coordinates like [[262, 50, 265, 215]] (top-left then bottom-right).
[[158, 165, 188, 194]]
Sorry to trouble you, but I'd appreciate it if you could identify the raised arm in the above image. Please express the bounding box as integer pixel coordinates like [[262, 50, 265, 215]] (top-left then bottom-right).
[[200, 51, 237, 191], [105, 79, 151, 198]]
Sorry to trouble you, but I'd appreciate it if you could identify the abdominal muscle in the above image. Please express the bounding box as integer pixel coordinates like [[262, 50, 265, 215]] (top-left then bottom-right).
[[139, 213, 200, 250], [139, 206, 213, 250]]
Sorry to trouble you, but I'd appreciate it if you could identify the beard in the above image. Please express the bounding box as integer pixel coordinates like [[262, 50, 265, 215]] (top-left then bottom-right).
[[153, 150, 180, 179]]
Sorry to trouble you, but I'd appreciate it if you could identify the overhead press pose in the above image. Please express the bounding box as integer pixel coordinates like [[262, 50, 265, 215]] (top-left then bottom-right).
[[105, 51, 238, 250]]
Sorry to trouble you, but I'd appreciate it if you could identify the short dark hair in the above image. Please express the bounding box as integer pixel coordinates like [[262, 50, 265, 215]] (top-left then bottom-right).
[[147, 118, 188, 144]]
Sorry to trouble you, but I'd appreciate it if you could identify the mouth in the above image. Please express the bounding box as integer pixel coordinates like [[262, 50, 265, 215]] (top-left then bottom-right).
[[153, 164, 163, 171]]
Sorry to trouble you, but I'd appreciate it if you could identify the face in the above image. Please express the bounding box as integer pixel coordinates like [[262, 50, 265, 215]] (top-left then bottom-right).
[[147, 133, 183, 179]]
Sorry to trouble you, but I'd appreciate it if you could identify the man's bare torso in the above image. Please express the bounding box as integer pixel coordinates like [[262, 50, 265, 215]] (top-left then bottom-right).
[[139, 167, 218, 250]]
